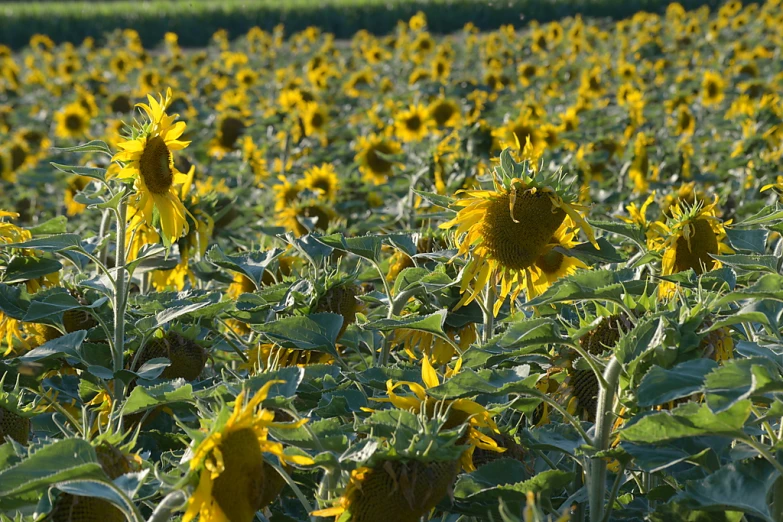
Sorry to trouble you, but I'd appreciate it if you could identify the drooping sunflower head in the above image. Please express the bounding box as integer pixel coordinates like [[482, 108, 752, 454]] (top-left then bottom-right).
[[441, 149, 597, 315], [278, 199, 336, 236], [313, 281, 363, 340], [112, 88, 192, 244], [0, 386, 32, 446], [183, 381, 313, 522], [355, 134, 402, 185], [657, 198, 733, 295], [210, 112, 246, 158], [132, 329, 208, 382], [429, 97, 460, 128]]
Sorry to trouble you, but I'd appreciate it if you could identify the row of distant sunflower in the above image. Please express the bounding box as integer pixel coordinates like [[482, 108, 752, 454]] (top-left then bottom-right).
[[1, 1, 782, 241]]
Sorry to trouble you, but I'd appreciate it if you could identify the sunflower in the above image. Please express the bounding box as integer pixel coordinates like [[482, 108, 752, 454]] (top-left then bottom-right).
[[301, 101, 328, 142], [0, 149, 10, 182], [355, 134, 402, 185], [441, 151, 597, 315], [429, 97, 460, 128], [273, 175, 302, 212], [64, 175, 91, 216], [112, 88, 191, 244], [303, 163, 339, 202], [244, 343, 334, 371], [108, 93, 133, 114], [313, 457, 458, 522], [209, 113, 246, 158], [54, 102, 90, 140], [375, 357, 504, 471], [673, 105, 695, 136], [701, 71, 725, 107], [527, 217, 589, 298], [494, 110, 545, 157], [278, 200, 336, 236], [656, 199, 733, 296], [395, 104, 431, 142], [183, 381, 313, 522]]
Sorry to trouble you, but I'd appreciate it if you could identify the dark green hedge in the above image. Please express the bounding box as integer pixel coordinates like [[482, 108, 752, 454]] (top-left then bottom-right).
[[0, 0, 724, 49]]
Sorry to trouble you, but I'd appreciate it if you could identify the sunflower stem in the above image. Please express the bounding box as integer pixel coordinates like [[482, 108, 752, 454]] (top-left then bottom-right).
[[482, 284, 496, 344], [112, 199, 128, 407], [588, 357, 621, 522], [98, 208, 111, 266]]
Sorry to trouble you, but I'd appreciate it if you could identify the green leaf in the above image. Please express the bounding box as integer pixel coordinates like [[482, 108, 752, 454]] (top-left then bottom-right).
[[494, 316, 564, 351], [590, 219, 646, 246], [26, 216, 68, 236], [17, 331, 86, 363], [712, 254, 778, 273], [52, 140, 113, 156], [556, 237, 624, 264], [717, 273, 783, 305], [0, 234, 82, 252], [673, 458, 780, 521], [2, 256, 62, 284], [123, 381, 194, 415], [254, 313, 341, 355], [704, 357, 783, 413], [637, 359, 717, 407], [0, 439, 101, 498], [363, 310, 447, 338], [0, 284, 27, 319], [620, 401, 752, 443], [525, 268, 644, 307], [614, 315, 665, 371], [413, 189, 453, 209], [23, 291, 105, 322], [315, 233, 383, 262], [206, 245, 284, 289], [50, 162, 107, 183], [724, 228, 769, 254], [427, 367, 535, 400], [134, 300, 214, 331]]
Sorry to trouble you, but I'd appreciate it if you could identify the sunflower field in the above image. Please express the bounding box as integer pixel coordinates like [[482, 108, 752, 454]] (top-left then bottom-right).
[[2, 1, 783, 521]]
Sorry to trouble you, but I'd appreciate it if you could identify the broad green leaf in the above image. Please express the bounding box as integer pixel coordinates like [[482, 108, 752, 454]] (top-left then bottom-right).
[[392, 267, 430, 294], [50, 162, 106, 183], [26, 216, 68, 236], [24, 291, 105, 322], [413, 189, 453, 209], [17, 330, 86, 363], [52, 140, 113, 156], [0, 234, 82, 252], [556, 237, 624, 264], [620, 401, 752, 443], [704, 357, 783, 413], [206, 245, 284, 289], [134, 300, 214, 331], [717, 273, 783, 306], [637, 359, 717, 407], [254, 313, 342, 355], [525, 268, 642, 307], [672, 458, 780, 521], [122, 381, 194, 414], [427, 367, 534, 400], [56, 480, 137, 520], [0, 439, 101, 498], [363, 310, 447, 338], [0, 284, 28, 319], [712, 254, 778, 273], [493, 316, 564, 351], [614, 315, 665, 371], [724, 228, 769, 254], [316, 233, 383, 262], [590, 219, 646, 246], [2, 257, 62, 284]]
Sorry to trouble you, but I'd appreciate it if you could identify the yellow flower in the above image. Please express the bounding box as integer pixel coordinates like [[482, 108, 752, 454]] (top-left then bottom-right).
[[375, 357, 504, 471], [355, 134, 402, 185], [395, 323, 477, 365], [300, 101, 328, 142], [528, 217, 589, 298], [701, 71, 725, 106], [656, 199, 733, 296], [428, 97, 461, 128], [273, 175, 302, 212], [278, 200, 335, 236], [395, 103, 431, 142], [54, 103, 90, 140], [440, 158, 596, 315], [209, 112, 246, 158], [303, 163, 339, 202], [183, 381, 313, 522], [112, 88, 191, 244]]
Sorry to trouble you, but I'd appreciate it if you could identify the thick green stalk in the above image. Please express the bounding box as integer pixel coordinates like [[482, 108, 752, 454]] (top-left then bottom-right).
[[112, 201, 128, 402], [588, 357, 622, 522]]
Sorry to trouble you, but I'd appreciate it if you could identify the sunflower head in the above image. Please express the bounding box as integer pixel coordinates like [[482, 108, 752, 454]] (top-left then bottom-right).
[[183, 381, 313, 522], [313, 282, 362, 340], [396, 103, 431, 142], [112, 88, 192, 244], [441, 149, 597, 314], [0, 385, 32, 446], [303, 163, 339, 202], [132, 329, 208, 381], [355, 134, 402, 185]]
